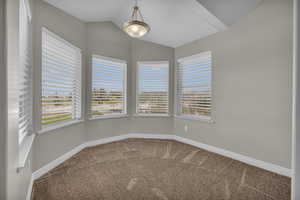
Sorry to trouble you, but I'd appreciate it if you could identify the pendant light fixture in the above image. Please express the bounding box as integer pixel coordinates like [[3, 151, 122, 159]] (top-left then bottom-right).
[[123, 0, 150, 38]]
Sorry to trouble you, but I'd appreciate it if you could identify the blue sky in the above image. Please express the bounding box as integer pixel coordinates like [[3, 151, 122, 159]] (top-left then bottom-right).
[[138, 65, 168, 93], [92, 60, 125, 92], [180, 60, 211, 92]]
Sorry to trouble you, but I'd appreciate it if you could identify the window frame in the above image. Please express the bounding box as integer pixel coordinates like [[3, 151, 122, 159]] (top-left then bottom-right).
[[40, 27, 83, 132], [136, 61, 170, 117], [18, 0, 33, 145], [18, 0, 36, 170], [89, 54, 128, 120], [175, 52, 213, 122]]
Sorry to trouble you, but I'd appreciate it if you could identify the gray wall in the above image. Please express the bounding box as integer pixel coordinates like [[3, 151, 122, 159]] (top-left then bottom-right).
[[33, 13, 174, 169], [84, 21, 175, 141], [32, 0, 292, 174], [174, 0, 293, 168], [5, 0, 33, 199], [32, 0, 87, 171], [85, 22, 174, 141], [85, 22, 132, 141], [0, 0, 6, 198], [3, 0, 294, 198], [129, 39, 174, 134]]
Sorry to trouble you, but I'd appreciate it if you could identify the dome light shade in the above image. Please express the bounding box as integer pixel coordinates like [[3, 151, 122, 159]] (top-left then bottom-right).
[[123, 3, 150, 38], [123, 20, 150, 38]]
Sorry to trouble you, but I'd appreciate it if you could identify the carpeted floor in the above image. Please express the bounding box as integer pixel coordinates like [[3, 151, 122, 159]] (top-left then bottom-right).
[[32, 139, 291, 200]]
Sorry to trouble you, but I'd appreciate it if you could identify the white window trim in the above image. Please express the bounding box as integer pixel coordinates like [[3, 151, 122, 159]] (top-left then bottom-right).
[[133, 114, 171, 118], [93, 54, 127, 65], [136, 61, 170, 117], [42, 27, 82, 52], [18, 134, 35, 170], [23, 0, 32, 20], [89, 114, 129, 120], [175, 51, 213, 122], [40, 27, 83, 132], [89, 55, 128, 120], [177, 51, 211, 63], [18, 0, 34, 170], [174, 114, 214, 123], [38, 119, 84, 135]]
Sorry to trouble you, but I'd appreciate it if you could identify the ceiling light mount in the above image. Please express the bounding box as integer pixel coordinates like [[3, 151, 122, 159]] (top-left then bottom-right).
[[123, 0, 150, 38]]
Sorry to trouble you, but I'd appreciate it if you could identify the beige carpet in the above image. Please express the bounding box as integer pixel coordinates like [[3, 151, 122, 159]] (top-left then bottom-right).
[[32, 139, 291, 200]]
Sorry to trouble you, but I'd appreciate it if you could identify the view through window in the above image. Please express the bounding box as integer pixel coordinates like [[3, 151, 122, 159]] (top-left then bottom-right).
[[41, 28, 82, 127], [137, 61, 169, 115], [91, 56, 127, 118], [177, 52, 212, 118]]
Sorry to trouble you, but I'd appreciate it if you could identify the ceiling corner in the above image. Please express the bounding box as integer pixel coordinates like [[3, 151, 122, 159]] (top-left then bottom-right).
[[195, 0, 264, 26]]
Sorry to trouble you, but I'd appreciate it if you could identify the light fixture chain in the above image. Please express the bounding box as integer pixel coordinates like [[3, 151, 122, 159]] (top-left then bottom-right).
[[137, 7, 144, 22], [130, 0, 144, 22]]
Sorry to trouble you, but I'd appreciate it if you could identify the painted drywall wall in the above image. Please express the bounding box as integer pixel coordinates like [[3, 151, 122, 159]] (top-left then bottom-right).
[[129, 39, 174, 134], [0, 0, 6, 198], [174, 0, 293, 168], [32, 0, 292, 174], [85, 22, 132, 141], [5, 0, 33, 199], [32, 14, 174, 169], [85, 22, 174, 141], [32, 0, 87, 171]]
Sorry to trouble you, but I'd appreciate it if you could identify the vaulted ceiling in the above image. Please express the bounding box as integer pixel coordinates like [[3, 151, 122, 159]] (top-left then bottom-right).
[[43, 0, 263, 48]]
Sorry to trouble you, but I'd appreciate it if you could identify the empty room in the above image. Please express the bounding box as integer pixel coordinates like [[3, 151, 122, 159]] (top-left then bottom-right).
[[1, 0, 300, 199]]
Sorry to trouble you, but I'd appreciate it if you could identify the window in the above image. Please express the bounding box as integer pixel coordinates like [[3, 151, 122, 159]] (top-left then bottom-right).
[[177, 51, 212, 119], [41, 28, 82, 127], [19, 0, 33, 144], [91, 55, 127, 118], [137, 61, 169, 116]]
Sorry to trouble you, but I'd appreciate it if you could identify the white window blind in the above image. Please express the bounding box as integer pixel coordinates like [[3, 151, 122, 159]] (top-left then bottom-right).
[[177, 52, 212, 119], [137, 61, 169, 115], [91, 55, 127, 118], [19, 0, 33, 144], [41, 28, 82, 127]]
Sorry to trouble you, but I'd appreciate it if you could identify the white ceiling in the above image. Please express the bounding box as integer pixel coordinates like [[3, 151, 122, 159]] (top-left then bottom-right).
[[42, 0, 258, 47]]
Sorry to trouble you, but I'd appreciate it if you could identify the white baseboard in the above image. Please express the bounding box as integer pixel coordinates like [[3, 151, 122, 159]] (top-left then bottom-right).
[[126, 133, 175, 140], [85, 134, 175, 147], [28, 133, 291, 200], [172, 135, 291, 177], [32, 143, 86, 180], [85, 135, 130, 147], [31, 133, 292, 182], [32, 134, 173, 180]]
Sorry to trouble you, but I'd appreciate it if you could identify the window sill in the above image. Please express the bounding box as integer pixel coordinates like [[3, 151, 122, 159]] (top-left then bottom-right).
[[38, 119, 84, 135], [18, 134, 35, 171], [89, 114, 129, 120], [174, 115, 215, 123], [133, 114, 171, 118]]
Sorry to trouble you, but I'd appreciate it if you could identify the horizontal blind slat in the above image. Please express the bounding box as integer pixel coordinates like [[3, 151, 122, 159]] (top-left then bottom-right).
[[42, 28, 82, 127], [137, 63, 169, 115], [19, 0, 33, 144], [177, 52, 212, 118], [91, 56, 127, 118]]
